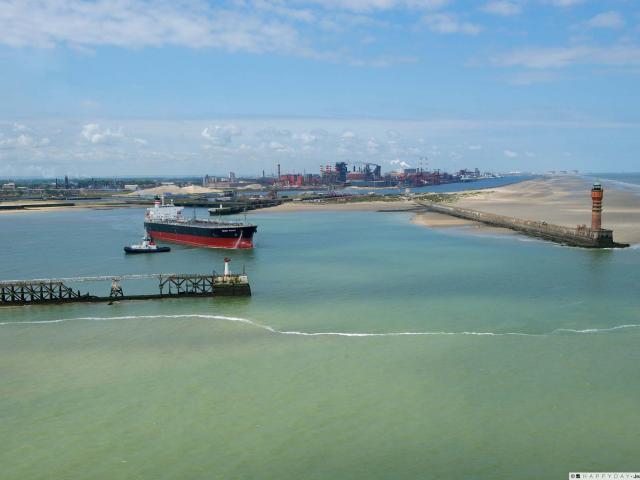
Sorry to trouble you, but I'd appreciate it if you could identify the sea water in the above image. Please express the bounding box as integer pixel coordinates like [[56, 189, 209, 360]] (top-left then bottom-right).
[[1, 206, 639, 479], [589, 172, 640, 194]]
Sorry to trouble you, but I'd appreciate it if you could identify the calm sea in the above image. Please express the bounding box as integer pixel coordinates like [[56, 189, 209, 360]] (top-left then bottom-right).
[[343, 175, 537, 195], [1, 192, 639, 478], [588, 172, 640, 190]]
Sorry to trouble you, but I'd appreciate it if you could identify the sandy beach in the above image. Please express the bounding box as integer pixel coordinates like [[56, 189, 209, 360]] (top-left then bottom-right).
[[412, 176, 640, 244]]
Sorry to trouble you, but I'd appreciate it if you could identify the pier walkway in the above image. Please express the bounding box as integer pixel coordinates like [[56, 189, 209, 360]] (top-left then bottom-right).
[[0, 271, 251, 307]]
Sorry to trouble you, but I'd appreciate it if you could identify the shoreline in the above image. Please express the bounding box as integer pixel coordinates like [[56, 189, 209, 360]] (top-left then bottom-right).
[[2, 176, 638, 246], [0, 201, 145, 214]]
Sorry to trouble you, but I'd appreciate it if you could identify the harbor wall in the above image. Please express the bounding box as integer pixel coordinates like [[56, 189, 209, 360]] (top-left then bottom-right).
[[418, 202, 628, 248]]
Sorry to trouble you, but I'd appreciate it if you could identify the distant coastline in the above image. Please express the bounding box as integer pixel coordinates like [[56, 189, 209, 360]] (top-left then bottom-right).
[[4, 174, 638, 248]]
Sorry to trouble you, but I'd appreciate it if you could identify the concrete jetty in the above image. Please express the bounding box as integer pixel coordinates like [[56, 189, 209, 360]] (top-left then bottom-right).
[[416, 183, 629, 249]]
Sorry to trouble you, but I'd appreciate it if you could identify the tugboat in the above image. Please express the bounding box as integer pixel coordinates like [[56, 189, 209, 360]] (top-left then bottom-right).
[[124, 234, 171, 254]]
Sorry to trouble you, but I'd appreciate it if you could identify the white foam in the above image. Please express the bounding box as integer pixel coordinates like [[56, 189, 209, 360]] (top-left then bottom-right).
[[0, 314, 266, 328], [1, 314, 530, 336], [553, 324, 640, 334], [279, 329, 541, 337], [3, 313, 639, 338]]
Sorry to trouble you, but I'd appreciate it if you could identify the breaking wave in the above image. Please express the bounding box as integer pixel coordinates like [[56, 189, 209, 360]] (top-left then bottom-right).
[[1, 314, 640, 337]]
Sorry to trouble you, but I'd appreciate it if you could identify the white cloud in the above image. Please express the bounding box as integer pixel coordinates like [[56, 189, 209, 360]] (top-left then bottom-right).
[[0, 0, 450, 66], [423, 13, 482, 35], [341, 130, 357, 139], [505, 71, 558, 85], [202, 125, 242, 146], [256, 127, 292, 139], [252, 2, 317, 23], [0, 133, 49, 148], [585, 11, 625, 29], [481, 1, 522, 16], [492, 45, 640, 69], [545, 0, 585, 6], [0, 0, 306, 56], [267, 141, 293, 153], [467, 144, 483, 150], [294, 129, 329, 145], [307, 0, 451, 12], [81, 123, 125, 144], [386, 129, 400, 139], [504, 149, 518, 157], [2, 117, 634, 177], [296, 132, 318, 144], [348, 54, 418, 68], [367, 138, 380, 153]]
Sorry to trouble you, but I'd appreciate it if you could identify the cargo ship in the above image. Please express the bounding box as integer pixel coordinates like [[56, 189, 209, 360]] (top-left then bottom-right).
[[144, 197, 257, 249]]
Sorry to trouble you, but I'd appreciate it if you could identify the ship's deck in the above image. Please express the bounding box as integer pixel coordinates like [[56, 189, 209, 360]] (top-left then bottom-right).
[[145, 218, 256, 229]]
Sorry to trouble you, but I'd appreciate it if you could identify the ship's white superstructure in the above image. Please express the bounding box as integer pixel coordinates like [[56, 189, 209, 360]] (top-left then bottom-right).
[[145, 197, 184, 222]]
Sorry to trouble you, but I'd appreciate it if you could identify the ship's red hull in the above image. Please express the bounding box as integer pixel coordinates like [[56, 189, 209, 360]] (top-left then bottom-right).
[[147, 229, 254, 249]]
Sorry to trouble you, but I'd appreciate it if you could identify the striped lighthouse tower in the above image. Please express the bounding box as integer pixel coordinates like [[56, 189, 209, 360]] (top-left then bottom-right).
[[591, 183, 603, 231]]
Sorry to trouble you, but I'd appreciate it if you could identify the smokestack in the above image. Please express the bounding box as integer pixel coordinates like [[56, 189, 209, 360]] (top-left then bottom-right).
[[224, 257, 231, 276], [277, 164, 281, 178], [591, 183, 603, 231]]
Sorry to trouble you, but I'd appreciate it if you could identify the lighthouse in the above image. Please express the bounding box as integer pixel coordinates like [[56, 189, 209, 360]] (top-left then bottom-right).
[[591, 183, 603, 231]]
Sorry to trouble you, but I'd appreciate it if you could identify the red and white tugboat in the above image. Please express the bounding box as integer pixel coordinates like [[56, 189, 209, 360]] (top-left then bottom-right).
[[144, 197, 257, 249]]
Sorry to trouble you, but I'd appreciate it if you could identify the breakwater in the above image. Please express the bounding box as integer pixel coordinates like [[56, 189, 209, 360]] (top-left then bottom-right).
[[417, 201, 629, 248]]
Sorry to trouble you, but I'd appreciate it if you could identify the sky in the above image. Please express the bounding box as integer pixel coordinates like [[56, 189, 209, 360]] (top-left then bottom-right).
[[1, 0, 639, 178]]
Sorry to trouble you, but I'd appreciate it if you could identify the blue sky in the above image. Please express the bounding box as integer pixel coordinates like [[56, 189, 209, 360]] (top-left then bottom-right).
[[1, 0, 639, 177]]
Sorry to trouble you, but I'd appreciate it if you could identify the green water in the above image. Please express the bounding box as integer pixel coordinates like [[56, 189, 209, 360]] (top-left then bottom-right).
[[1, 208, 639, 479]]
